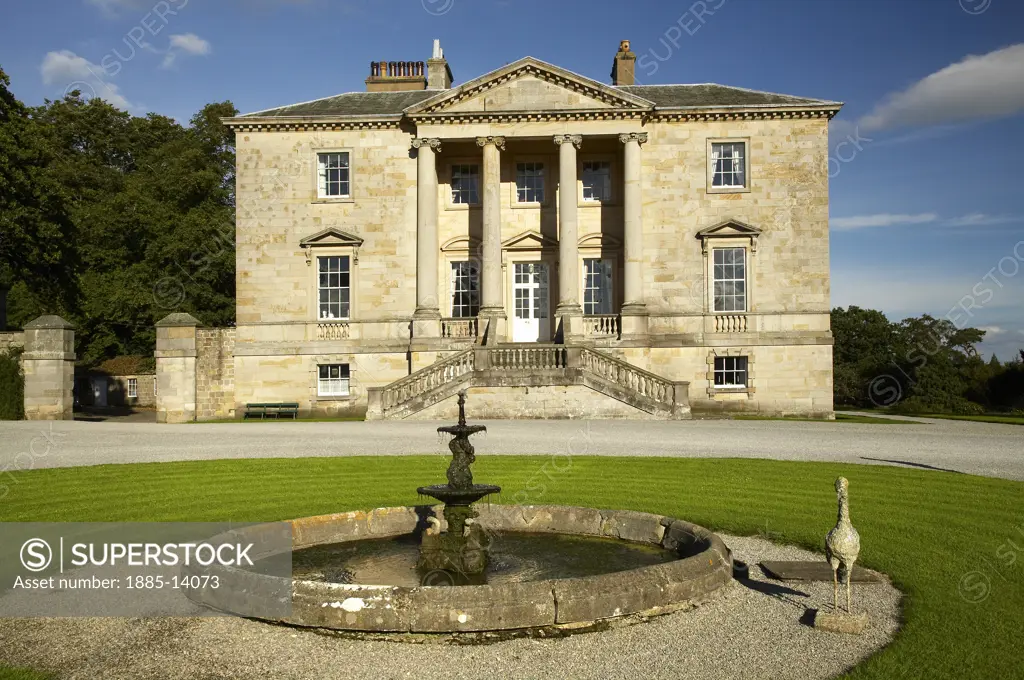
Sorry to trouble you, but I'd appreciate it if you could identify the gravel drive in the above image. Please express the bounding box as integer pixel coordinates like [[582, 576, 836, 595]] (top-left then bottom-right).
[[1, 415, 1021, 479], [0, 534, 902, 680]]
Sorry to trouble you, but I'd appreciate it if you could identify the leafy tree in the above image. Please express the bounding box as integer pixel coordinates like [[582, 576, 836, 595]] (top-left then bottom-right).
[[0, 67, 78, 316], [3, 68, 237, 363]]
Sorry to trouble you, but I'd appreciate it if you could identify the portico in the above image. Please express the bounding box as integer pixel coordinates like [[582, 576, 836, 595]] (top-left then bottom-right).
[[411, 129, 647, 345]]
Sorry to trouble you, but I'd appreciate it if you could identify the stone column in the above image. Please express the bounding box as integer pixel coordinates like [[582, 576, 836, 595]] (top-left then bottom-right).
[[476, 136, 506, 344], [155, 313, 199, 423], [22, 315, 74, 420], [554, 134, 583, 341], [412, 137, 442, 338], [620, 132, 649, 337]]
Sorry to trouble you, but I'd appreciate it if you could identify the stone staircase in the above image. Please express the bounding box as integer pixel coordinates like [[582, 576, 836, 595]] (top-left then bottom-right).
[[366, 344, 690, 420]]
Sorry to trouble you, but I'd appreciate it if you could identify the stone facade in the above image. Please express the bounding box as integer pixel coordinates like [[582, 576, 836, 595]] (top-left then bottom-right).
[[195, 45, 840, 421]]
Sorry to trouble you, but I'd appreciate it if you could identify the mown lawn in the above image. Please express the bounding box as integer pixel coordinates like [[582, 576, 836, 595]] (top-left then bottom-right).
[[1, 456, 1021, 679]]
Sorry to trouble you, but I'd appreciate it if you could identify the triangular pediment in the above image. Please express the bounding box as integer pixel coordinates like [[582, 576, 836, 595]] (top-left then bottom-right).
[[502, 230, 559, 250], [695, 219, 762, 239], [299, 227, 364, 248], [407, 57, 654, 116]]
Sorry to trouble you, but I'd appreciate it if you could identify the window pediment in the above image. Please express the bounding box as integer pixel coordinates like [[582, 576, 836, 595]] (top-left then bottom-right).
[[300, 227, 364, 265], [441, 235, 482, 253], [695, 219, 761, 254], [502, 230, 559, 251], [578, 233, 622, 249]]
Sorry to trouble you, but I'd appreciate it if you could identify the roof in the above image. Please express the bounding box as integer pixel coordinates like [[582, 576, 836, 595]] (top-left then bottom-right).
[[232, 59, 839, 120], [239, 90, 438, 118], [616, 84, 839, 109]]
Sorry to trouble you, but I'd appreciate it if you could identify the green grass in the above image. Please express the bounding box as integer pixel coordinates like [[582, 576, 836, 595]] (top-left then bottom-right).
[[0, 668, 54, 680], [1, 456, 1021, 679], [731, 413, 911, 424]]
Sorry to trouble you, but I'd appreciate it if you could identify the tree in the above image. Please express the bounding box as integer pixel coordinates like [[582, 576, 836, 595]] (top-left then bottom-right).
[[0, 67, 78, 317]]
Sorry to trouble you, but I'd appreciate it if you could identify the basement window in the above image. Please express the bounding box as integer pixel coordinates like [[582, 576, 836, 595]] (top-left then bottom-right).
[[714, 356, 748, 388], [318, 364, 350, 397]]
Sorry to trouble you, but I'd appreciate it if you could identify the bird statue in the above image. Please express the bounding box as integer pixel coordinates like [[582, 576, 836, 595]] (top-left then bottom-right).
[[825, 476, 861, 613]]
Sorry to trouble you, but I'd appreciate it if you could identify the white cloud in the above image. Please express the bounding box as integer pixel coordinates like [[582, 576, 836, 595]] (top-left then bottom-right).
[[945, 213, 1023, 227], [858, 44, 1024, 132], [40, 50, 132, 110], [979, 326, 1005, 335], [830, 213, 937, 231], [162, 33, 212, 68]]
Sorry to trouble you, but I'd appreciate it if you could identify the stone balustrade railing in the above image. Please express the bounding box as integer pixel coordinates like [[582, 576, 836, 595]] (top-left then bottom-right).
[[713, 314, 747, 333], [317, 322, 351, 340], [377, 349, 474, 413], [441, 317, 478, 339], [579, 347, 678, 407], [367, 344, 690, 421], [487, 345, 568, 370], [583, 314, 620, 338]]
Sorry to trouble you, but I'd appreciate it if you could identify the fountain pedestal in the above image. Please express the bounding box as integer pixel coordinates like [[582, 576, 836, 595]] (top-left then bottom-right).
[[417, 390, 500, 577]]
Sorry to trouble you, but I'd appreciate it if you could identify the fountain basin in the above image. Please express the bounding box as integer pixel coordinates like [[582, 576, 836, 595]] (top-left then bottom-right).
[[183, 505, 732, 634], [417, 483, 502, 506]]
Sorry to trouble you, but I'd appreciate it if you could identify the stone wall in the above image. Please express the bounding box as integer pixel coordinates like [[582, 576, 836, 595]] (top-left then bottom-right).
[[0, 331, 24, 352], [196, 328, 236, 420]]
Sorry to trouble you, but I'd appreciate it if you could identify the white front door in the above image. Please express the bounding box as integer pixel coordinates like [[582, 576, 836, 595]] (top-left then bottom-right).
[[512, 262, 550, 342]]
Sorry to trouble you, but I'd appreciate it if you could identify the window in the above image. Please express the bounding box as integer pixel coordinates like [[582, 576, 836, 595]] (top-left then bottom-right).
[[450, 164, 480, 205], [515, 162, 544, 203], [583, 258, 614, 315], [127, 378, 138, 398], [713, 247, 746, 312], [318, 364, 350, 397], [317, 152, 351, 198], [582, 161, 611, 202], [450, 261, 480, 318], [714, 356, 748, 388], [318, 255, 350, 320], [710, 142, 747, 189]]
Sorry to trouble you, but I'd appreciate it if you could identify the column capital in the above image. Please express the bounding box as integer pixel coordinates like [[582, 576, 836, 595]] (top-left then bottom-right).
[[618, 132, 648, 145], [475, 135, 505, 151], [411, 137, 442, 151], [553, 134, 582, 149]]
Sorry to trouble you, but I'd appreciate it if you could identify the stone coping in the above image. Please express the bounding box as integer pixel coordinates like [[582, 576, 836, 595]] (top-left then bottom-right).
[[184, 505, 732, 634]]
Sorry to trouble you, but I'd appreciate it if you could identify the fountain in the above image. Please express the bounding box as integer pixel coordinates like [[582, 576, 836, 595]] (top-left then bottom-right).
[[416, 390, 501, 578], [184, 390, 734, 634]]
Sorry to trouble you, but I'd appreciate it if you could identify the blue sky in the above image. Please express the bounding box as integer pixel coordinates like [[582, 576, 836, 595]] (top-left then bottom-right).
[[2, 0, 1022, 359]]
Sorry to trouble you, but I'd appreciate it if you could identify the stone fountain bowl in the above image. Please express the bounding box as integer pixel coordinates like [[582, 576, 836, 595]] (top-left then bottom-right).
[[417, 483, 502, 506], [182, 505, 732, 634]]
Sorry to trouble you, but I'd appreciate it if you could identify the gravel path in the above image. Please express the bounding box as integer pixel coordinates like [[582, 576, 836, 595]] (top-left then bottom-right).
[[1, 415, 1021, 479], [0, 534, 902, 680]]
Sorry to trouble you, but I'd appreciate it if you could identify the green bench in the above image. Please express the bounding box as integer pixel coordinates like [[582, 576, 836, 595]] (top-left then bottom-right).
[[243, 402, 299, 420]]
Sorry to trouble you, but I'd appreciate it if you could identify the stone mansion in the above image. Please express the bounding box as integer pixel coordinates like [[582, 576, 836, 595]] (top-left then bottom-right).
[[155, 40, 840, 422]]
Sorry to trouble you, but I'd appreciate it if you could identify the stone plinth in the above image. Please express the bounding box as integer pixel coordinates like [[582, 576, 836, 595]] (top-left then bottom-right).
[[22, 316, 75, 421], [155, 313, 199, 423]]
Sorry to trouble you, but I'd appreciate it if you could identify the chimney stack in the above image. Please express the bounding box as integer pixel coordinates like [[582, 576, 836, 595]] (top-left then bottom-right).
[[365, 60, 427, 92], [611, 39, 635, 86], [427, 39, 453, 90]]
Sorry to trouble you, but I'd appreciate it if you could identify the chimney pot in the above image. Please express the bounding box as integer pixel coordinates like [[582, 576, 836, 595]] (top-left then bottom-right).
[[611, 39, 636, 86]]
